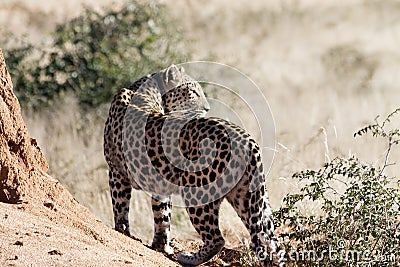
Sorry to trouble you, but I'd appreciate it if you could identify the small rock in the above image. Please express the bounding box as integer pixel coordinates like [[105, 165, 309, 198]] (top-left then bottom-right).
[[13, 241, 23, 246], [48, 249, 62, 256], [43, 202, 55, 210]]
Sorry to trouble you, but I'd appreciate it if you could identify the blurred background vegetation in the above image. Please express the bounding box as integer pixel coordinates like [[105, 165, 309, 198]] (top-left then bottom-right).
[[1, 0, 399, 264], [2, 1, 188, 109]]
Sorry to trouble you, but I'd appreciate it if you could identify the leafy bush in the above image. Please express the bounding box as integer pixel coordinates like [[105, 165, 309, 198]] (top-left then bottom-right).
[[3, 1, 188, 109], [274, 108, 400, 266]]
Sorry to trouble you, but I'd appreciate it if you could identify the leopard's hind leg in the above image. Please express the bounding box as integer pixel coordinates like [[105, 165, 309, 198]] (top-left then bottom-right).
[[227, 176, 283, 266]]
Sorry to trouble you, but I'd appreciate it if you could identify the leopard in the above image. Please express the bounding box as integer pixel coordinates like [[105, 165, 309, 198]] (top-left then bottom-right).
[[103, 65, 283, 266]]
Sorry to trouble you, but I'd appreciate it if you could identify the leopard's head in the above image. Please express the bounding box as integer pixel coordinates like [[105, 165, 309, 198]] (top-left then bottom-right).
[[158, 65, 210, 117]]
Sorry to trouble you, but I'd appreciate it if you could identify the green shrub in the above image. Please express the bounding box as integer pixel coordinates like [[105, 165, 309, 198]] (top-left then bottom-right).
[[274, 108, 400, 266], [3, 1, 188, 109]]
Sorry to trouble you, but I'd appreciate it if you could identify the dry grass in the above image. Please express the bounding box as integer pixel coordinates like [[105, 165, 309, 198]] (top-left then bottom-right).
[[2, 0, 400, 245]]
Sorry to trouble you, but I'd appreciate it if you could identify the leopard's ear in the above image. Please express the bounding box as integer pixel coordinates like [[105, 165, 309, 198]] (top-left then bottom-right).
[[164, 64, 183, 89]]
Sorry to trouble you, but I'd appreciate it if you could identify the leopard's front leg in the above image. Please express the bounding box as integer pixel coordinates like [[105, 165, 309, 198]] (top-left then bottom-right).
[[151, 195, 173, 255], [109, 168, 132, 236]]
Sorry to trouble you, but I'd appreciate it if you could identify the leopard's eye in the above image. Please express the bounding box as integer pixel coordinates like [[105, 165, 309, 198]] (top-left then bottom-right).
[[192, 90, 200, 97]]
